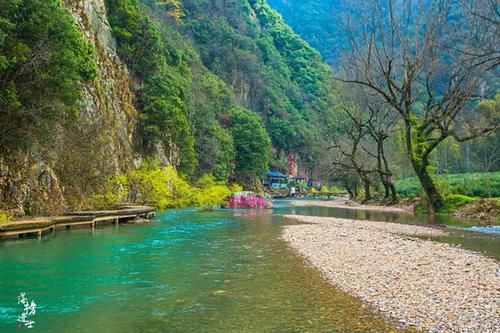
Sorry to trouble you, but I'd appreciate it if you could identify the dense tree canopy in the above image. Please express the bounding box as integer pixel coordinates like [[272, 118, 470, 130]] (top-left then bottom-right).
[[0, 0, 97, 153], [182, 0, 339, 173], [1, 0, 498, 215], [106, 0, 197, 174], [269, 0, 500, 178], [267, 0, 345, 65], [104, 0, 341, 184], [230, 107, 271, 186]]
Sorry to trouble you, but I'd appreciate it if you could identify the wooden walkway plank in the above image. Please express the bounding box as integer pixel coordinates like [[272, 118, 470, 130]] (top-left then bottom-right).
[[0, 206, 156, 241]]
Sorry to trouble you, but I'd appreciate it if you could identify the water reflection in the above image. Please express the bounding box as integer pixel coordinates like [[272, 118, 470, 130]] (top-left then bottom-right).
[[275, 199, 496, 227]]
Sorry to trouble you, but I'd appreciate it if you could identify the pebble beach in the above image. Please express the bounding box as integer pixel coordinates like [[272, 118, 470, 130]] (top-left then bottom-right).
[[282, 215, 500, 333], [289, 198, 412, 213]]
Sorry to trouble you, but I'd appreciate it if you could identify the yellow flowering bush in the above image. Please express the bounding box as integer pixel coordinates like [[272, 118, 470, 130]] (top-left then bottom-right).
[[92, 159, 240, 210]]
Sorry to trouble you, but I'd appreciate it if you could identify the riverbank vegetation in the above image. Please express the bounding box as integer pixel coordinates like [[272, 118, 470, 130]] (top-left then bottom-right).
[[0, 0, 98, 153], [304, 0, 499, 213], [91, 159, 241, 210], [0, 0, 342, 216], [395, 172, 500, 199], [0, 0, 498, 217], [0, 210, 9, 223], [104, 0, 336, 184], [395, 172, 500, 217]]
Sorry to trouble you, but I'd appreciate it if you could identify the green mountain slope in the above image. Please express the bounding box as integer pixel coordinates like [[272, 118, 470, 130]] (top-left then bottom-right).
[[0, 0, 338, 215], [267, 0, 345, 65], [160, 0, 338, 172]]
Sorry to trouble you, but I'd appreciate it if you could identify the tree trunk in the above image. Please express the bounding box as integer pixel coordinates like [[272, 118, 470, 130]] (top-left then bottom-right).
[[379, 175, 399, 204], [404, 120, 443, 212], [376, 136, 398, 204], [388, 182, 398, 204], [413, 161, 444, 213], [383, 181, 390, 199], [346, 187, 354, 200], [342, 179, 353, 199], [379, 173, 390, 198], [379, 173, 398, 204], [361, 175, 372, 203]]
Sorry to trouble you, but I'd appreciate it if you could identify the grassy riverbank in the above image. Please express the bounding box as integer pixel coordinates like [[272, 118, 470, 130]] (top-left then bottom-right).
[[292, 197, 500, 223], [394, 172, 500, 198], [352, 172, 500, 220]]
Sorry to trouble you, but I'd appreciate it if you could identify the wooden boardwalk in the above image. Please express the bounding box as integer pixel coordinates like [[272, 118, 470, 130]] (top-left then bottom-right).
[[0, 206, 156, 240]]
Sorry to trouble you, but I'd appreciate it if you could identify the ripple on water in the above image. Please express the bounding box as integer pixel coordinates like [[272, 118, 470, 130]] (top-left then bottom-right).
[[0, 207, 428, 332], [0, 306, 17, 321], [460, 225, 500, 235]]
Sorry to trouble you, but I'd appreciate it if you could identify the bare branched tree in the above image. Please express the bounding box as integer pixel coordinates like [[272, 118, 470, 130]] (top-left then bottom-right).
[[456, 0, 500, 70], [365, 101, 399, 203], [337, 0, 499, 212], [329, 102, 377, 203]]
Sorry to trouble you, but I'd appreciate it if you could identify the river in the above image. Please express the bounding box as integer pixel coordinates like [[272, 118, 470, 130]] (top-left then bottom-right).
[[0, 202, 497, 332]]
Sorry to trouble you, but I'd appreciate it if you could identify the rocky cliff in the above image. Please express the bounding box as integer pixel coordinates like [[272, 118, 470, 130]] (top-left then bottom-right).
[[0, 0, 140, 215], [0, 0, 338, 216]]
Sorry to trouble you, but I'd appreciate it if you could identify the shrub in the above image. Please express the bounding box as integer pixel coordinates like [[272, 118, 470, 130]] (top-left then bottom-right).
[[192, 174, 232, 210], [329, 186, 346, 195], [91, 174, 129, 209], [318, 185, 346, 194], [128, 160, 194, 209], [319, 186, 330, 193], [91, 160, 242, 210], [0, 210, 10, 223], [439, 194, 477, 215]]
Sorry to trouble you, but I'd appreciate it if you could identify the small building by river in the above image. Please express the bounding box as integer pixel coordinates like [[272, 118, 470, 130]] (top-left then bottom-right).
[[263, 171, 288, 189]]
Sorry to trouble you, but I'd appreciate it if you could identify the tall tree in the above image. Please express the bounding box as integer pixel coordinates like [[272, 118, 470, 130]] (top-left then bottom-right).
[[230, 107, 271, 188], [365, 101, 399, 203], [329, 102, 376, 203], [337, 0, 499, 212]]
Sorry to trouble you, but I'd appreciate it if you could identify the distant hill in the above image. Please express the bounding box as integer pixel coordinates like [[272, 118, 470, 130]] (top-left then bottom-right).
[[267, 0, 346, 66]]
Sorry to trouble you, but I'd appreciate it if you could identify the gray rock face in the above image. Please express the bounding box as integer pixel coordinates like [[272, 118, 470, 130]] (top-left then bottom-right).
[[0, 157, 65, 215], [65, 0, 138, 173]]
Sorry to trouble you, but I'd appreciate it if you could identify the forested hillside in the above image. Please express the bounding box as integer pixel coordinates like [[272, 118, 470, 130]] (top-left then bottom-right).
[[179, 0, 337, 172], [0, 0, 338, 215], [269, 0, 499, 213], [267, 0, 344, 65], [269, 0, 500, 177]]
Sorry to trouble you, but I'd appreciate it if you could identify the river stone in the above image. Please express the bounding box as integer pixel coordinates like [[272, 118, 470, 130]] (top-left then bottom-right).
[[127, 216, 149, 224]]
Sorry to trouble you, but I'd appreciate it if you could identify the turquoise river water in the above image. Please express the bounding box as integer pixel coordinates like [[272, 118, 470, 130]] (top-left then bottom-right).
[[0, 202, 498, 332]]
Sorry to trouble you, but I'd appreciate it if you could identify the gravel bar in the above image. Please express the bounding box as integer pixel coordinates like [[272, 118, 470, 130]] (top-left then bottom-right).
[[289, 199, 411, 213], [282, 215, 500, 333]]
